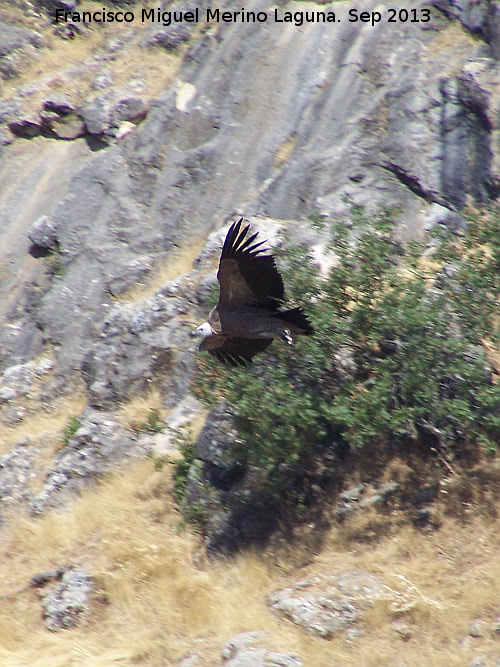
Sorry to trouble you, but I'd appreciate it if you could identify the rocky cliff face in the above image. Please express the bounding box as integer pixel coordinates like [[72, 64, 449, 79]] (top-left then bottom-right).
[[1, 0, 499, 392], [1, 0, 500, 663]]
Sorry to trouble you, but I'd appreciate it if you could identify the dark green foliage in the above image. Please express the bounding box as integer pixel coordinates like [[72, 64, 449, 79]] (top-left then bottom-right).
[[190, 209, 500, 477], [308, 208, 326, 231], [172, 437, 198, 504]]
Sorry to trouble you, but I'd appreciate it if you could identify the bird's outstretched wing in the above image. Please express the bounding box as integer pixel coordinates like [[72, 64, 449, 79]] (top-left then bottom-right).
[[217, 218, 284, 311], [208, 336, 274, 366]]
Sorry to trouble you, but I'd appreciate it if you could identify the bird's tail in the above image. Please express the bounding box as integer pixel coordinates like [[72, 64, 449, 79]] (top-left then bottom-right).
[[276, 307, 314, 335]]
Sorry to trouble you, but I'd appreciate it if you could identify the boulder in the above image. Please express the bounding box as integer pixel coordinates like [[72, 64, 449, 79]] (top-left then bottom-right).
[[28, 215, 58, 249], [142, 24, 192, 50], [217, 632, 303, 667], [8, 116, 42, 138], [41, 569, 93, 631], [52, 114, 86, 140], [268, 572, 382, 639], [43, 92, 75, 115], [80, 89, 149, 139]]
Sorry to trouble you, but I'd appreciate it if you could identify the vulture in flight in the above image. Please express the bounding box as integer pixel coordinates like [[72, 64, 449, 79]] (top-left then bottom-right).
[[191, 218, 314, 366]]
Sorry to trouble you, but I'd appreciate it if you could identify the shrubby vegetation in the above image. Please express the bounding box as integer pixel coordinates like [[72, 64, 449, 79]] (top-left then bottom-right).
[[180, 208, 500, 500]]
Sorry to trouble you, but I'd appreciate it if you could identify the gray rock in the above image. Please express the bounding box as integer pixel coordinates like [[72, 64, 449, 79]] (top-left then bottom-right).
[[1, 405, 26, 424], [0, 127, 14, 146], [0, 0, 495, 413], [221, 632, 267, 660], [142, 24, 193, 50], [0, 361, 37, 401], [52, 114, 86, 140], [39, 109, 61, 127], [469, 658, 487, 667], [29, 409, 145, 514], [91, 70, 114, 90], [37, 0, 77, 9], [336, 483, 365, 521], [486, 2, 500, 59], [8, 116, 42, 138], [223, 650, 303, 667], [431, 0, 488, 34], [194, 402, 239, 468], [469, 618, 487, 638], [17, 82, 42, 97], [0, 439, 35, 510], [218, 632, 303, 667], [80, 90, 149, 138], [145, 394, 203, 458], [0, 22, 42, 57], [264, 653, 303, 667], [52, 21, 86, 40], [223, 648, 269, 667], [41, 569, 93, 631], [177, 655, 199, 667], [30, 568, 65, 588], [0, 98, 22, 122], [424, 203, 466, 232], [339, 484, 366, 504], [0, 386, 16, 402], [268, 572, 382, 639], [28, 215, 58, 249], [111, 96, 149, 126], [80, 94, 114, 136], [344, 626, 364, 643], [0, 23, 43, 80], [359, 482, 400, 508], [167, 394, 203, 431], [81, 292, 189, 407], [0, 0, 499, 559], [43, 93, 75, 115]]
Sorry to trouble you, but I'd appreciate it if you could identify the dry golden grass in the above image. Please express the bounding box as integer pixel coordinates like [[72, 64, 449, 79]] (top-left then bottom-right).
[[2, 1, 185, 118], [482, 335, 500, 381], [188, 409, 209, 442], [425, 21, 476, 69], [117, 387, 165, 432], [0, 460, 315, 666], [0, 388, 87, 457], [0, 453, 499, 666], [274, 133, 297, 170]]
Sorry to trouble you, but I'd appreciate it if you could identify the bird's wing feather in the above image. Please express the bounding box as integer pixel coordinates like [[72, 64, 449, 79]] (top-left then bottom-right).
[[217, 218, 284, 310], [208, 336, 274, 366]]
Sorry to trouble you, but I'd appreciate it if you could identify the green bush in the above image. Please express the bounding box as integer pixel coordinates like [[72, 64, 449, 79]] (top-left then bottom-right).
[[190, 208, 500, 476], [61, 415, 81, 447]]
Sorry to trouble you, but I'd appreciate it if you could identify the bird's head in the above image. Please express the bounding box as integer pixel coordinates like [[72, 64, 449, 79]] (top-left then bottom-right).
[[190, 321, 213, 349]]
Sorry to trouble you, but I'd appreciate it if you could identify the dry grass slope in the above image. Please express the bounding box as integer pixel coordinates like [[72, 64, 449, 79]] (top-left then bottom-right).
[[0, 387, 88, 457], [2, 1, 186, 119], [0, 456, 499, 665]]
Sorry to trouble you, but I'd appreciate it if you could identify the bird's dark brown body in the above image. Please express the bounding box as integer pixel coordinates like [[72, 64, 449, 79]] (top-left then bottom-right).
[[191, 219, 313, 365]]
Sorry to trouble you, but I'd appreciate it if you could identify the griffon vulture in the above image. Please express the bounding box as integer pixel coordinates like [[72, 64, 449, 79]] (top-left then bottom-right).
[[190, 218, 313, 366]]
